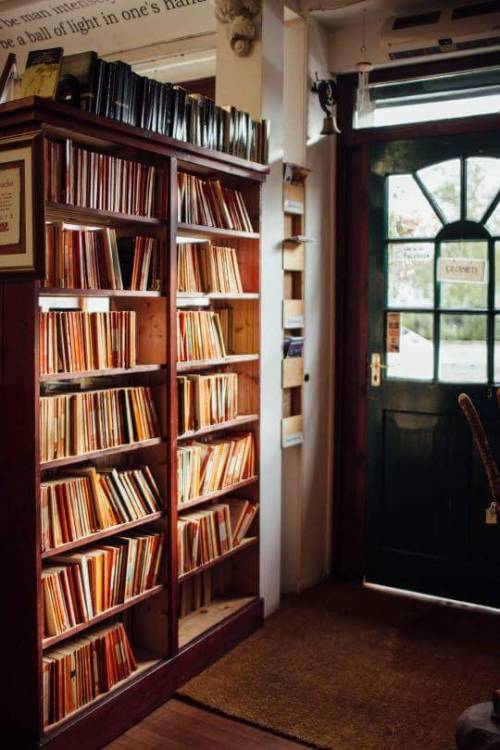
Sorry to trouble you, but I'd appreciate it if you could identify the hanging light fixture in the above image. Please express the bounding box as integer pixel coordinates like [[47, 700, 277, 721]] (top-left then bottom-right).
[[356, 7, 375, 121]]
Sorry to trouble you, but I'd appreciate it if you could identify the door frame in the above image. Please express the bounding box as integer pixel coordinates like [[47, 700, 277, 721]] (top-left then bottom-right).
[[333, 52, 500, 580]]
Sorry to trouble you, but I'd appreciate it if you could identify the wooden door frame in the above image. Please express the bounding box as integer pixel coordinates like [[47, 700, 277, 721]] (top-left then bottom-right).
[[333, 52, 500, 580]]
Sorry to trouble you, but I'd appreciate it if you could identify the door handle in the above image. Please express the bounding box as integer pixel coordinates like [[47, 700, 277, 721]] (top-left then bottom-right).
[[370, 353, 386, 387]]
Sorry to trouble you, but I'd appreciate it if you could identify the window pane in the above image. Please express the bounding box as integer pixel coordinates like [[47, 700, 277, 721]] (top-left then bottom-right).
[[438, 241, 488, 310], [417, 159, 460, 223], [387, 312, 433, 380], [439, 314, 487, 383], [388, 175, 442, 239], [467, 157, 500, 222], [487, 202, 500, 236], [387, 243, 434, 308]]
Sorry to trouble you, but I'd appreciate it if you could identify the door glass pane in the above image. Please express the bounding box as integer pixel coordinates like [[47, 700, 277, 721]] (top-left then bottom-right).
[[438, 241, 488, 310], [495, 316, 500, 382], [439, 314, 487, 383], [387, 312, 433, 380], [387, 243, 434, 308], [467, 157, 500, 222], [417, 159, 460, 223], [487, 202, 500, 236], [388, 175, 442, 239]]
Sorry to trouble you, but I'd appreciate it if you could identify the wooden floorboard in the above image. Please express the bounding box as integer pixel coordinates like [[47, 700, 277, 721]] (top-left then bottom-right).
[[106, 698, 307, 749]]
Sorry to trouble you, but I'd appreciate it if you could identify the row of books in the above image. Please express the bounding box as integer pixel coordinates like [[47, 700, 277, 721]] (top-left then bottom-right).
[[40, 466, 161, 553], [40, 387, 160, 462], [43, 530, 164, 637], [177, 242, 244, 295], [178, 373, 239, 435], [177, 310, 227, 362], [43, 622, 136, 726], [178, 499, 258, 576], [39, 311, 136, 375], [45, 139, 157, 217], [178, 174, 254, 233], [49, 49, 269, 163], [177, 432, 255, 504], [44, 225, 161, 292]]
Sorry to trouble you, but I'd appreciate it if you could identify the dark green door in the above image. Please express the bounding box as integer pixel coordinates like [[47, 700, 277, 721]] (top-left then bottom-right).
[[366, 132, 500, 607]]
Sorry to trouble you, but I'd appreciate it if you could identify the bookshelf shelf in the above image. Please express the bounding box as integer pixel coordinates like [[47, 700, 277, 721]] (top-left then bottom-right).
[[40, 364, 165, 382], [42, 585, 165, 650], [177, 476, 259, 512], [41, 511, 165, 559], [0, 99, 264, 749], [177, 223, 260, 241], [40, 437, 165, 470], [179, 596, 257, 648], [178, 537, 257, 582], [177, 354, 259, 373], [178, 414, 259, 441], [45, 202, 164, 228], [39, 288, 164, 298]]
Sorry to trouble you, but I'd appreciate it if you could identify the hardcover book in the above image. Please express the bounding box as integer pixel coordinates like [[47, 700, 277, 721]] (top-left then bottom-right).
[[21, 48, 63, 99]]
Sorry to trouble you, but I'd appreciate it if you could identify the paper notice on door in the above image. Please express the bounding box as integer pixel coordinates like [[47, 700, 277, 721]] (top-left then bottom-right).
[[387, 312, 401, 354], [437, 258, 487, 284]]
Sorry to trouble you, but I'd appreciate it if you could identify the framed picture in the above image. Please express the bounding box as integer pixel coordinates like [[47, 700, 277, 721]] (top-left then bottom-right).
[[0, 133, 43, 276]]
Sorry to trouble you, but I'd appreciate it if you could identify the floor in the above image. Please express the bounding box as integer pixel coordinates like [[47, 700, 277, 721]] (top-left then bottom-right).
[[106, 698, 307, 749]]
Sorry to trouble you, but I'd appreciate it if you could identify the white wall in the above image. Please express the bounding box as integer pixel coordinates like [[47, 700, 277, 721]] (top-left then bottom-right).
[[281, 16, 334, 594]]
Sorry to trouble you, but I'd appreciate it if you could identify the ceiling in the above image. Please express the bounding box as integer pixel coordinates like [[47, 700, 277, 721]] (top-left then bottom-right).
[[308, 0, 457, 29]]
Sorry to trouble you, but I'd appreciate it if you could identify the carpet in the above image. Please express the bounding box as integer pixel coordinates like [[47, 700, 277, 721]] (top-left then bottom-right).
[[177, 581, 500, 750]]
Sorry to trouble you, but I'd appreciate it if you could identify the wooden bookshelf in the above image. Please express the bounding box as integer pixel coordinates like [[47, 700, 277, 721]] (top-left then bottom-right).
[[0, 98, 265, 750]]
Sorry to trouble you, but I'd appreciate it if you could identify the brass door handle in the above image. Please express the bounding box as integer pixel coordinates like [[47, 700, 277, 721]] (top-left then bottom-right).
[[370, 353, 386, 387]]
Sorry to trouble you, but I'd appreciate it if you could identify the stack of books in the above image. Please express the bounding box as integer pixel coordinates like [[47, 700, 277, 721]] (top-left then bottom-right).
[[178, 174, 253, 232], [39, 310, 136, 375], [177, 310, 227, 362], [40, 466, 161, 552], [177, 432, 255, 503], [45, 139, 157, 217], [177, 242, 243, 294], [43, 622, 137, 725], [40, 386, 160, 461], [177, 372, 239, 434], [44, 226, 161, 291], [42, 530, 164, 636], [177, 499, 258, 576], [53, 50, 269, 163]]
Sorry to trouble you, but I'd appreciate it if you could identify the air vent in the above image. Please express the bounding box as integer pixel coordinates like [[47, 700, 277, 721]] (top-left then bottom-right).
[[456, 35, 500, 50], [389, 45, 441, 60], [393, 11, 441, 30], [452, 1, 499, 21]]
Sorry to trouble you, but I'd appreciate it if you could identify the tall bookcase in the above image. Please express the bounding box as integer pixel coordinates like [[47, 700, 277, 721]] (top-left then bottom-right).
[[0, 97, 266, 750]]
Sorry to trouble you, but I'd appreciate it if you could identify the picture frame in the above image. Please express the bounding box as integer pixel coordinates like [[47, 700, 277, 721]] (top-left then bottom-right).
[[0, 132, 43, 276]]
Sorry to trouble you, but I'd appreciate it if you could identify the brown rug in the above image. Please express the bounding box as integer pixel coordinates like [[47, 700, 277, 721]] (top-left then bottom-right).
[[177, 581, 500, 750]]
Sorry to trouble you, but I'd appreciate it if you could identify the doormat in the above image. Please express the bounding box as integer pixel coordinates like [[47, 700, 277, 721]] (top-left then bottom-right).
[[177, 581, 500, 750]]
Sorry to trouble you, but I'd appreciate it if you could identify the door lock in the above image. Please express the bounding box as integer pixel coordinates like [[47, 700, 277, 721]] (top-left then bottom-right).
[[370, 353, 386, 387]]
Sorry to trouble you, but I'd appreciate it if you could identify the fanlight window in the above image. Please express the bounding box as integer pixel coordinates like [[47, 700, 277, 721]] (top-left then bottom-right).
[[385, 157, 500, 384]]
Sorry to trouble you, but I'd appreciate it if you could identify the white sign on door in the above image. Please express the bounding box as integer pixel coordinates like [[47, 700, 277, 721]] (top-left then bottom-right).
[[437, 258, 487, 284]]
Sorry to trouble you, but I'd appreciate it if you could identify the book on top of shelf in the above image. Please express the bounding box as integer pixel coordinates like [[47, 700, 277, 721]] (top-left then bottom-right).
[[40, 465, 161, 552], [44, 226, 161, 292], [43, 622, 137, 726], [177, 242, 243, 294], [21, 48, 63, 99], [178, 173, 254, 232], [177, 431, 255, 504], [43, 530, 164, 636], [40, 386, 160, 462]]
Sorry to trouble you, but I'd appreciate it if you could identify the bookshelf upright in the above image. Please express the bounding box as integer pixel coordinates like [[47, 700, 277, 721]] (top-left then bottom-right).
[[0, 97, 266, 750]]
